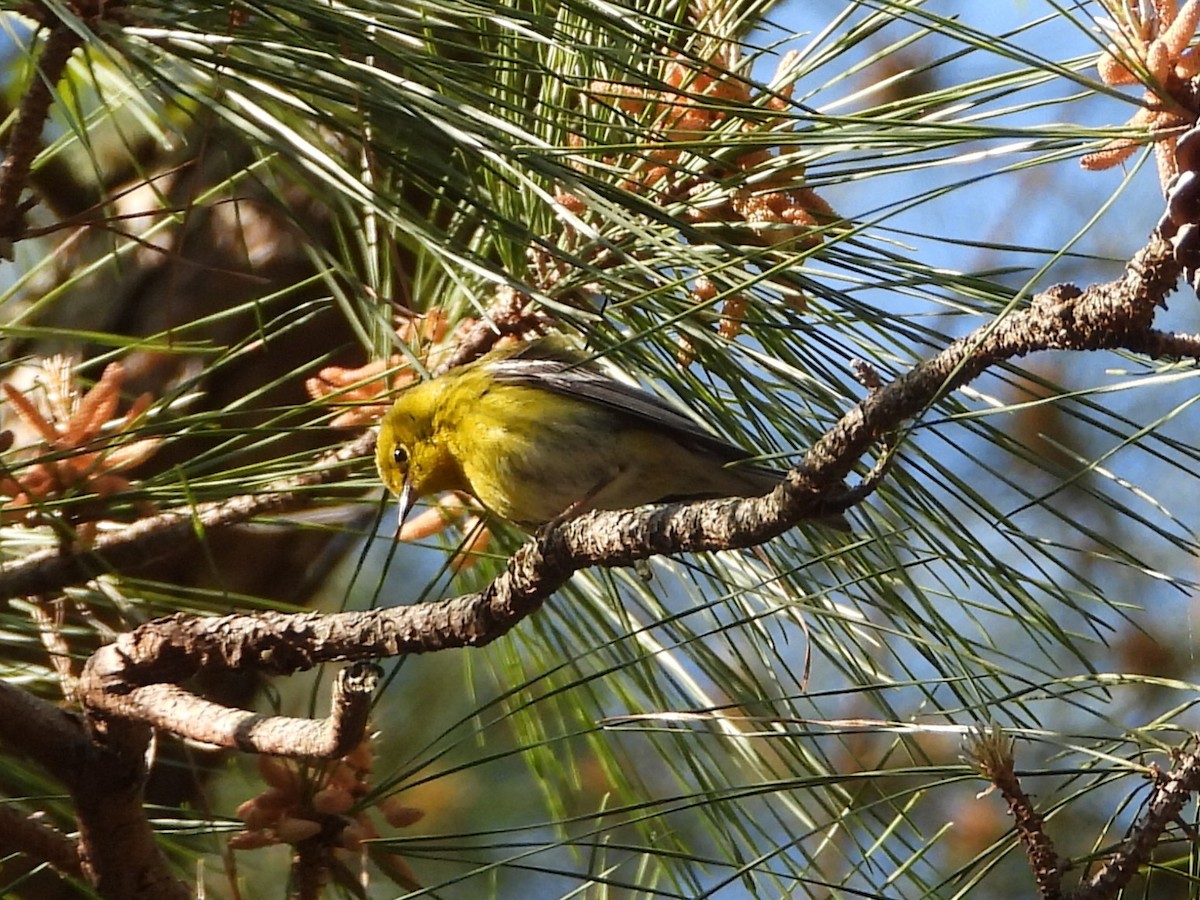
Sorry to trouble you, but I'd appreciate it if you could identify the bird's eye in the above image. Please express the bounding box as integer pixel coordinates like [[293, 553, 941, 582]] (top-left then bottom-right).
[[392, 446, 409, 467]]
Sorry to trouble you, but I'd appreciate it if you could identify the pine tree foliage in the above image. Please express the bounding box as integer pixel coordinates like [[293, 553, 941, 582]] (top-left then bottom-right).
[[0, 0, 1196, 897]]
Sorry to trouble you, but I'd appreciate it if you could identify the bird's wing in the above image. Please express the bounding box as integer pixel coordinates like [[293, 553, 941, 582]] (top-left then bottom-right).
[[485, 342, 778, 470]]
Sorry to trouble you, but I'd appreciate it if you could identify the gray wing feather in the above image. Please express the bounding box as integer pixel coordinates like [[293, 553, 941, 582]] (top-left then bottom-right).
[[486, 352, 782, 475]]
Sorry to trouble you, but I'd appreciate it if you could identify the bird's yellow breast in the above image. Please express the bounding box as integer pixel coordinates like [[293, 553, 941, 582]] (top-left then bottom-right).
[[443, 381, 624, 526]]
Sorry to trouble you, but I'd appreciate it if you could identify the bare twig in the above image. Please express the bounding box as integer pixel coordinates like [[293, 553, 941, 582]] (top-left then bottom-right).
[[0, 21, 84, 247], [1070, 748, 1200, 900], [966, 725, 1064, 900], [1125, 327, 1200, 357], [89, 663, 380, 757], [27, 597, 77, 700]]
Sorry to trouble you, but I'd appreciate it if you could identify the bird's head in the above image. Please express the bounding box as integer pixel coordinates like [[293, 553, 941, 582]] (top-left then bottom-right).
[[375, 381, 459, 526]]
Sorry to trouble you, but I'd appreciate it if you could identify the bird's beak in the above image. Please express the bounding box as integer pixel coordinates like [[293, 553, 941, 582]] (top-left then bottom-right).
[[397, 480, 416, 531]]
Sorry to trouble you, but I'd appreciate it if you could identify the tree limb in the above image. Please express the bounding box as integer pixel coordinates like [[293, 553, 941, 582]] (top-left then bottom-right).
[[88, 663, 380, 757]]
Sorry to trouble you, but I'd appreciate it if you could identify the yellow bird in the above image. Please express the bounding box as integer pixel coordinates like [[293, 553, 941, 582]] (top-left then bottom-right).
[[376, 337, 837, 531]]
